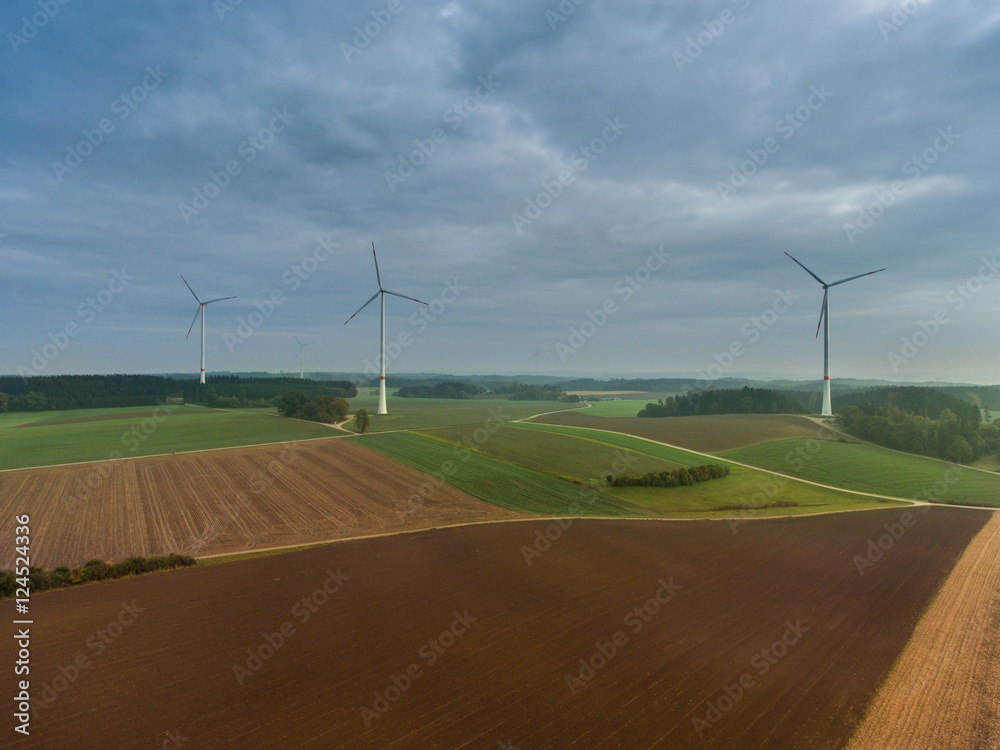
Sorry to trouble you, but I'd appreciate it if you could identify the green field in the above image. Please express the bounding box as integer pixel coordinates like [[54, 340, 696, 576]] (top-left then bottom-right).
[[0, 406, 335, 470], [357, 422, 902, 520], [418, 424, 683, 482], [721, 437, 1000, 507], [574, 399, 650, 417], [513, 421, 734, 468], [345, 394, 582, 432], [350, 431, 647, 516], [512, 422, 903, 516]]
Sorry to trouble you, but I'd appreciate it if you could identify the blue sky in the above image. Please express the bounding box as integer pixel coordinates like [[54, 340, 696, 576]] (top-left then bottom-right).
[[2, 0, 999, 382]]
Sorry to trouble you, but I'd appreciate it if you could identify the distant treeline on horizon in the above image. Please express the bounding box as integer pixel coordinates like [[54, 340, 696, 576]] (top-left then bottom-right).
[[0, 374, 357, 412]]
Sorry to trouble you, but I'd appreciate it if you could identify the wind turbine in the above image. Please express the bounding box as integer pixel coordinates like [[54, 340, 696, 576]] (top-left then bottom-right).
[[344, 242, 427, 415], [181, 276, 236, 385], [529, 344, 544, 376], [294, 336, 314, 380], [785, 253, 885, 417]]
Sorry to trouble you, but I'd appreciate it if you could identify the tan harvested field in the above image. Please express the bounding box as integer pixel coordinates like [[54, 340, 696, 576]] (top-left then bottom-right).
[[0, 439, 525, 569], [847, 511, 1000, 750], [3, 507, 988, 749], [530, 411, 836, 452]]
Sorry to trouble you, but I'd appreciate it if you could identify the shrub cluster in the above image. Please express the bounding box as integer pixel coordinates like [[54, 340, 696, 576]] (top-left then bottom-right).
[[609, 464, 730, 487], [0, 553, 196, 597]]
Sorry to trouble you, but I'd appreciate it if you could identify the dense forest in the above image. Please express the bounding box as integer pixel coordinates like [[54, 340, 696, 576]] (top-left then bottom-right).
[[636, 387, 806, 417], [0, 375, 357, 412], [834, 387, 1000, 463], [488, 380, 566, 401], [275, 392, 350, 423], [396, 381, 486, 399]]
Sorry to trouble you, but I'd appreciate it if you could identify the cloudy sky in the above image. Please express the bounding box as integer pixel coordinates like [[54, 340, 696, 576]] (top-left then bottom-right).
[[2, 0, 999, 384]]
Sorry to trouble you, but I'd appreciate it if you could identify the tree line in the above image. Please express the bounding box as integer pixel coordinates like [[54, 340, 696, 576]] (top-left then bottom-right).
[[609, 464, 730, 487], [0, 375, 357, 412]]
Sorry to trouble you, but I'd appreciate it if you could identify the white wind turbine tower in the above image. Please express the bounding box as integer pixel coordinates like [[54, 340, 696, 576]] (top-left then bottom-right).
[[529, 344, 544, 375], [294, 336, 314, 379], [784, 253, 885, 417], [344, 242, 428, 415], [182, 275, 236, 385]]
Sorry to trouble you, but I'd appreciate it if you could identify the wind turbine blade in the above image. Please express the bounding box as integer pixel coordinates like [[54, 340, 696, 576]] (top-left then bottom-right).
[[372, 241, 383, 291], [383, 289, 429, 305], [344, 290, 381, 324], [784, 252, 827, 286], [827, 268, 886, 287], [294, 335, 303, 347], [181, 275, 202, 303], [815, 290, 828, 339], [203, 295, 237, 305], [186, 306, 202, 340]]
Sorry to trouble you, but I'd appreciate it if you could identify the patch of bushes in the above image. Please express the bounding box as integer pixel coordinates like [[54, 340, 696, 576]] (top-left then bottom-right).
[[0, 553, 196, 597], [710, 500, 799, 511], [609, 464, 730, 487]]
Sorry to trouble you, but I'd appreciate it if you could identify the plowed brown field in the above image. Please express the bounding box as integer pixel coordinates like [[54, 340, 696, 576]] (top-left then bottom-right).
[[846, 511, 1000, 750], [2, 507, 987, 749], [0, 439, 524, 569], [530, 411, 835, 452]]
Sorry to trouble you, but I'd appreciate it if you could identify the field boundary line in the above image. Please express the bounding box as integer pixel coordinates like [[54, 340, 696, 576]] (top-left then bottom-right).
[[518, 418, 997, 512], [845, 511, 1000, 749], [193, 504, 966, 563], [803, 414, 1000, 479]]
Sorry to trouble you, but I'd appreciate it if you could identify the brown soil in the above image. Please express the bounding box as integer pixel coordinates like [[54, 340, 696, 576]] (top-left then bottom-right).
[[1, 507, 986, 749], [0, 439, 524, 569], [846, 511, 1000, 750]]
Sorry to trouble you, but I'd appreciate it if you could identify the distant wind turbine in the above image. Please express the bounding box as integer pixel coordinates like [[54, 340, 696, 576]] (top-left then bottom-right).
[[529, 344, 544, 375], [182, 276, 236, 385], [344, 242, 427, 415], [785, 253, 885, 417], [294, 336, 314, 380]]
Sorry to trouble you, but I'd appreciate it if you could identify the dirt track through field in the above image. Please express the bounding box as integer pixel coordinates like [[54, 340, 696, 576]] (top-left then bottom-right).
[[0, 439, 524, 569], [846, 511, 1000, 750], [2, 507, 986, 749], [531, 411, 835, 452]]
